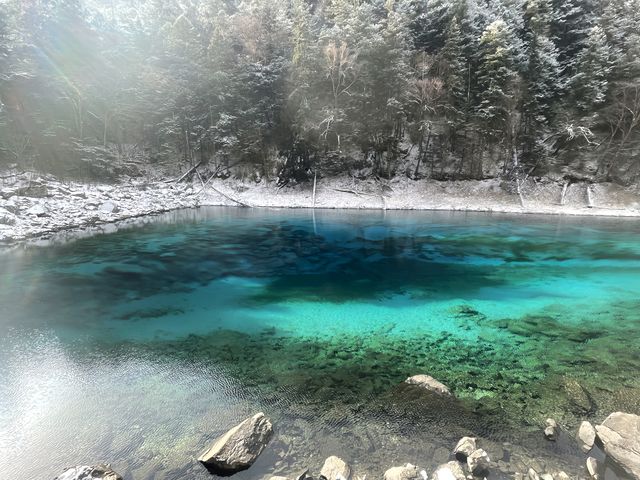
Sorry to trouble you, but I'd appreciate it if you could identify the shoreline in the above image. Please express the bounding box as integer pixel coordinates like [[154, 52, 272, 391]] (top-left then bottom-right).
[[1, 174, 639, 245]]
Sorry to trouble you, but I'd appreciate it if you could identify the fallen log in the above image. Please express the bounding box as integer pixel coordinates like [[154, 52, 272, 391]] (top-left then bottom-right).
[[197, 175, 251, 207], [172, 161, 203, 184]]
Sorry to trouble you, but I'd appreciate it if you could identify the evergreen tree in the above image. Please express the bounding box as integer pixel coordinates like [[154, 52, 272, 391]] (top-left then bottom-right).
[[441, 17, 467, 115], [475, 20, 519, 135], [409, 0, 453, 53], [440, 15, 470, 156], [569, 25, 612, 114], [520, 0, 561, 165], [550, 0, 598, 78], [1, 0, 640, 183]]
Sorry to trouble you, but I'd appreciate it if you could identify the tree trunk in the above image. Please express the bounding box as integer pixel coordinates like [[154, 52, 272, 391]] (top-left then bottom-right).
[[312, 170, 317, 208], [560, 182, 569, 205]]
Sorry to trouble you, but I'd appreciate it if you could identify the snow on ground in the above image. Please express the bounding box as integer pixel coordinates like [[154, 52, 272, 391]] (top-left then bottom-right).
[[1, 172, 639, 245]]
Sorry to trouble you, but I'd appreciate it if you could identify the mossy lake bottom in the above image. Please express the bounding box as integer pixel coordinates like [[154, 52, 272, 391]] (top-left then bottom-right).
[[1, 207, 639, 480]]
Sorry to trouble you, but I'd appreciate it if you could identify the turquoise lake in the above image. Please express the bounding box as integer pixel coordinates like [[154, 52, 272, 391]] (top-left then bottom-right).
[[1, 207, 640, 480]]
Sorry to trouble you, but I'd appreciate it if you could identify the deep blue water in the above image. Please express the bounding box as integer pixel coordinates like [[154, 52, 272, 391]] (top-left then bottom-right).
[[1, 207, 639, 480]]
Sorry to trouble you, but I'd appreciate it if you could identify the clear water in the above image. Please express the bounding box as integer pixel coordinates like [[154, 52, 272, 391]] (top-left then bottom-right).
[[1, 207, 640, 480]]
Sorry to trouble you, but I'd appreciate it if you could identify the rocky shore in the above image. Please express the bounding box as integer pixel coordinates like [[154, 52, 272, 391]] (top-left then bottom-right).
[[54, 403, 640, 480], [2, 170, 640, 245], [0, 172, 201, 244]]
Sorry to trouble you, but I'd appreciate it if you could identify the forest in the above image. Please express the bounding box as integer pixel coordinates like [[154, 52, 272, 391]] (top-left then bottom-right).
[[1, 0, 639, 185]]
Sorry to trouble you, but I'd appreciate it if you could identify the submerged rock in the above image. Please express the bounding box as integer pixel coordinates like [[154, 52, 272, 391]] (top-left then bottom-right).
[[595, 412, 640, 480], [433, 461, 466, 480], [577, 421, 596, 453], [53, 465, 122, 480], [467, 449, 491, 476], [198, 412, 273, 474], [544, 418, 558, 441], [384, 463, 423, 480], [405, 374, 452, 396], [320, 456, 351, 480], [453, 436, 477, 461], [563, 378, 595, 414]]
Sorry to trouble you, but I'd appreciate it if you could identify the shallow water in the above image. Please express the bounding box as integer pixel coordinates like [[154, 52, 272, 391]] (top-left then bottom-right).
[[1, 208, 640, 480]]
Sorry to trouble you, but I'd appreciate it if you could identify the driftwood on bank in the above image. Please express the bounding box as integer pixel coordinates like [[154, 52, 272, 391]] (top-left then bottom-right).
[[167, 160, 204, 184], [332, 186, 389, 209], [332, 187, 378, 197], [164, 160, 250, 207], [196, 173, 251, 207]]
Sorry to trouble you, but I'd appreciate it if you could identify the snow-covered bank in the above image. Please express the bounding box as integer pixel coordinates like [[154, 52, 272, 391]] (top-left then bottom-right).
[[200, 175, 640, 215], [1, 173, 639, 244], [0, 174, 200, 244]]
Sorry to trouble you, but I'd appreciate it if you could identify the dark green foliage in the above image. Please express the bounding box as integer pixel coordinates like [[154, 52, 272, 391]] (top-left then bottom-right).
[[0, 0, 639, 183]]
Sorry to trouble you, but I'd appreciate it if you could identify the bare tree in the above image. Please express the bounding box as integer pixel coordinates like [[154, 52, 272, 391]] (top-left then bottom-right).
[[320, 41, 359, 149], [408, 53, 443, 178]]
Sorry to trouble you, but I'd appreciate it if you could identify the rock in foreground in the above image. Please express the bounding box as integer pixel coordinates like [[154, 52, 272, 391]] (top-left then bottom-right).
[[320, 456, 351, 480], [467, 448, 491, 476], [577, 421, 596, 453], [198, 412, 273, 474], [384, 463, 424, 480], [543, 418, 558, 441], [54, 465, 122, 480], [405, 374, 452, 396], [433, 461, 466, 480], [453, 436, 477, 461], [586, 457, 599, 480], [595, 412, 640, 480]]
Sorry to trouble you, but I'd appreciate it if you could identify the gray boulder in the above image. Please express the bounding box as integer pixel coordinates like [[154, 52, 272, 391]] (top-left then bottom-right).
[[544, 418, 558, 441], [595, 412, 640, 480], [0, 188, 15, 200], [467, 449, 491, 476], [384, 464, 423, 480], [320, 456, 351, 480], [16, 183, 49, 198], [0, 207, 16, 226], [99, 201, 119, 214], [405, 374, 451, 396], [27, 204, 48, 217], [453, 436, 477, 461], [198, 412, 273, 474], [433, 461, 466, 480], [577, 421, 596, 453], [54, 465, 122, 480]]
